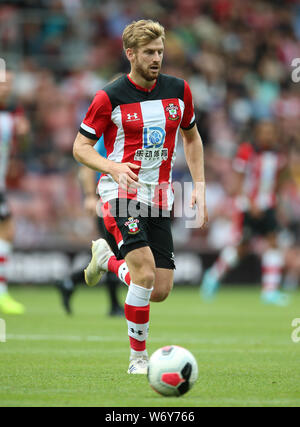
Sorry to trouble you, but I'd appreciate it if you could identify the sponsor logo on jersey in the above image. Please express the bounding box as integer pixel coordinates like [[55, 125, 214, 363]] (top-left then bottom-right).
[[165, 103, 179, 120], [124, 217, 140, 234], [126, 112, 140, 122], [134, 148, 168, 161], [143, 126, 165, 149]]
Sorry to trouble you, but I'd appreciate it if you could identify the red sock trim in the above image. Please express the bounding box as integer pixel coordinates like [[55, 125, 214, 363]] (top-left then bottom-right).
[[108, 256, 124, 275], [107, 257, 131, 286], [129, 336, 146, 351], [124, 303, 150, 324], [124, 272, 131, 286], [262, 267, 282, 274]]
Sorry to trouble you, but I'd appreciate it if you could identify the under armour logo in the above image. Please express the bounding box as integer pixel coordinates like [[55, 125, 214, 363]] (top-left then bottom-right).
[[130, 328, 143, 336], [127, 113, 139, 121]]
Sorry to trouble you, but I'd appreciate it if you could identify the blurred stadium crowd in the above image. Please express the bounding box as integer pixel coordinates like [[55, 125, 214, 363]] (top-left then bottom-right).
[[1, 0, 300, 256]]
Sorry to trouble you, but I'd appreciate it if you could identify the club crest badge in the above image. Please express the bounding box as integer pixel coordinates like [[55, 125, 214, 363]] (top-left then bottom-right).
[[124, 217, 140, 235], [165, 103, 179, 120]]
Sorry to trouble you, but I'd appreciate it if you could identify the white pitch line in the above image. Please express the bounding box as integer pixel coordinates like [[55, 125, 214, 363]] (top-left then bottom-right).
[[2, 333, 297, 351], [5, 334, 119, 342]]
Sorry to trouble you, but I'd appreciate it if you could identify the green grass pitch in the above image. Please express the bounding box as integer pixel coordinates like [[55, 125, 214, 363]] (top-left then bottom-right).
[[0, 284, 300, 407]]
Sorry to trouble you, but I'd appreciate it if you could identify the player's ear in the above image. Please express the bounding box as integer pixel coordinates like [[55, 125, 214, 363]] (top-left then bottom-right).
[[125, 48, 136, 63]]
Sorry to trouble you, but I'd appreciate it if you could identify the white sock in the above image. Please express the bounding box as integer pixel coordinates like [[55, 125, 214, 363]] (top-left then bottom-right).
[[125, 282, 153, 307], [262, 249, 284, 292], [211, 246, 239, 280], [130, 349, 148, 359], [125, 282, 153, 356]]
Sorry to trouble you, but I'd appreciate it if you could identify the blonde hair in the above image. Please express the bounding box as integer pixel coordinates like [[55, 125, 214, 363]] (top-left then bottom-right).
[[122, 20, 165, 50]]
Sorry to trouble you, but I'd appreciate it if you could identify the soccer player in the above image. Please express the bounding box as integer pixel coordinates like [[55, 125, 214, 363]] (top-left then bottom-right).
[[201, 120, 289, 306], [57, 136, 124, 316], [0, 70, 29, 314], [73, 20, 207, 374]]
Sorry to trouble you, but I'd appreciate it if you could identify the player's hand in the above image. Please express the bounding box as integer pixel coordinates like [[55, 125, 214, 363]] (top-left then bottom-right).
[[84, 194, 98, 217], [249, 202, 263, 219], [109, 162, 140, 194], [15, 115, 30, 137], [190, 183, 208, 228]]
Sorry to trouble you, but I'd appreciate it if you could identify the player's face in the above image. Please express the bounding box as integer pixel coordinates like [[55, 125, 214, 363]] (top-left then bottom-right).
[[255, 122, 277, 149], [132, 38, 164, 82]]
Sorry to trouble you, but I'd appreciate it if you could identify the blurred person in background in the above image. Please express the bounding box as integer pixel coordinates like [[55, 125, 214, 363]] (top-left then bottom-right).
[[201, 120, 290, 306], [0, 70, 29, 314], [57, 135, 124, 317]]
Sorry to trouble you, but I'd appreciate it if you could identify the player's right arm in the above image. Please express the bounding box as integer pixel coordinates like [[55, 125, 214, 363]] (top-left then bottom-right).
[[73, 89, 139, 189], [232, 142, 261, 217], [73, 133, 139, 189]]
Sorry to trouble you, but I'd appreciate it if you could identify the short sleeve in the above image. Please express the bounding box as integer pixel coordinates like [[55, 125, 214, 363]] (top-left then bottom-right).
[[79, 90, 112, 140], [180, 80, 196, 130], [232, 142, 254, 173]]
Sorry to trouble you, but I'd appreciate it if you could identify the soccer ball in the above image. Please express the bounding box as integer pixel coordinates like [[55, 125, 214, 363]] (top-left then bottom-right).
[[147, 345, 198, 397]]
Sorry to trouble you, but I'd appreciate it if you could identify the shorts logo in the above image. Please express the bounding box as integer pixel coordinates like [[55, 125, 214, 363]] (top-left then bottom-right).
[[165, 103, 179, 120], [124, 217, 140, 235]]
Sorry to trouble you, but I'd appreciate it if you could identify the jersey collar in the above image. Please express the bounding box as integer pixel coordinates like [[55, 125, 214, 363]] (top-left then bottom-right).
[[126, 74, 158, 93]]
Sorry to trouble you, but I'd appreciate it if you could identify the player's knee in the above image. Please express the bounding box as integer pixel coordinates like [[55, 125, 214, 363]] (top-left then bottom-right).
[[151, 285, 172, 302], [126, 249, 156, 288], [131, 266, 155, 289], [140, 269, 156, 289]]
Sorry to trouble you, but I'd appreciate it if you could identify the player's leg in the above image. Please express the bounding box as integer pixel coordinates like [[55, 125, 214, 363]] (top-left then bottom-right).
[[260, 231, 289, 306], [283, 245, 300, 291], [101, 207, 176, 304], [84, 199, 154, 373], [98, 254, 174, 302], [85, 199, 139, 289], [97, 217, 124, 316], [59, 212, 124, 315], [201, 245, 240, 299], [123, 216, 175, 371], [200, 209, 248, 300], [56, 270, 83, 315], [151, 268, 174, 302], [124, 246, 155, 373], [255, 209, 289, 306], [0, 207, 25, 314]]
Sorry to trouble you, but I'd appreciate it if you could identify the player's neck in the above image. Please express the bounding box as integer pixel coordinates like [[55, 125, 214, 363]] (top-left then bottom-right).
[[128, 71, 157, 91]]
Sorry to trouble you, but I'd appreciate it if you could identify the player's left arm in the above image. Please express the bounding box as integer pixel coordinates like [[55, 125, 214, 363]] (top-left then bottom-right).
[[180, 125, 208, 228], [15, 107, 30, 137], [78, 165, 98, 217], [276, 154, 290, 194]]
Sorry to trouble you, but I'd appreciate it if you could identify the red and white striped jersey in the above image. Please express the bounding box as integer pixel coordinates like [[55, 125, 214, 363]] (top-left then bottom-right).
[[233, 142, 286, 210], [0, 103, 22, 191], [79, 74, 195, 210]]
